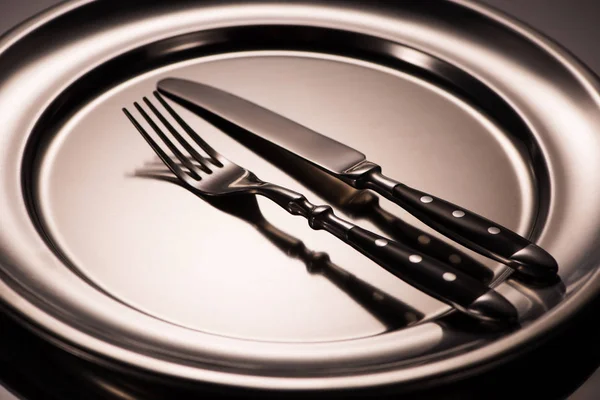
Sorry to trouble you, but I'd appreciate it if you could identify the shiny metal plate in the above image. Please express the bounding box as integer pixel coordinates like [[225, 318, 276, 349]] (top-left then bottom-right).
[[0, 0, 599, 391]]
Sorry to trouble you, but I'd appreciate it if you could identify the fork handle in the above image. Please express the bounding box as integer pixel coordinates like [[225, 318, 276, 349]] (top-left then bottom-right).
[[362, 170, 558, 283], [256, 183, 517, 325]]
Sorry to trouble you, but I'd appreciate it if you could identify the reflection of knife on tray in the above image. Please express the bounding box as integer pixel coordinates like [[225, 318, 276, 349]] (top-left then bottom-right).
[[158, 78, 558, 283]]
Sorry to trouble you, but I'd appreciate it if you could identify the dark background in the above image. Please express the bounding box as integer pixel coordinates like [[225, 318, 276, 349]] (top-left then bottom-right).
[[0, 0, 598, 399]]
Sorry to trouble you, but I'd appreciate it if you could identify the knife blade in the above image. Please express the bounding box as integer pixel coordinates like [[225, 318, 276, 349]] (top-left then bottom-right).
[[157, 78, 558, 283]]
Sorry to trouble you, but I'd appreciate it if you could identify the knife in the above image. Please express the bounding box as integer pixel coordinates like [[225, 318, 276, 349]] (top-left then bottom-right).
[[157, 78, 558, 283], [164, 113, 495, 284]]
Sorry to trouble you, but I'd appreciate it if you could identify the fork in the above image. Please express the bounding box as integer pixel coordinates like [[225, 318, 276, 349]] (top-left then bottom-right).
[[123, 92, 518, 325]]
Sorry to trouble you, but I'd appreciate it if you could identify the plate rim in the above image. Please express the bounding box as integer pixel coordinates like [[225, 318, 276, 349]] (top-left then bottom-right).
[[0, 0, 599, 391]]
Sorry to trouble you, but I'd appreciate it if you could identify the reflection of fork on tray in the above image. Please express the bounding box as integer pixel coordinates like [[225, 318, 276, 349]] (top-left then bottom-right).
[[135, 165, 423, 330]]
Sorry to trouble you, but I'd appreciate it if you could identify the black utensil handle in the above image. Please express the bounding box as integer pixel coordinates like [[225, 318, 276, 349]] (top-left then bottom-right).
[[343, 224, 517, 325], [364, 199, 494, 283], [345, 226, 486, 306], [365, 170, 557, 281], [255, 182, 517, 324]]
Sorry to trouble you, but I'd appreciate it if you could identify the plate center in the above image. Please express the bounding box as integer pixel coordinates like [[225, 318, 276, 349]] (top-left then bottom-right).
[[37, 52, 535, 342]]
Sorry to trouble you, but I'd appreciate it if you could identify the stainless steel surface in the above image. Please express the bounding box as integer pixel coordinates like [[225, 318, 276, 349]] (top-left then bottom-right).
[[157, 77, 558, 282], [0, 0, 598, 392], [158, 78, 368, 175], [133, 167, 426, 330], [125, 91, 516, 324]]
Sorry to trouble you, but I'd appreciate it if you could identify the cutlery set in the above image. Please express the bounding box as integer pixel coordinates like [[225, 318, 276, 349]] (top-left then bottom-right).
[[5, 0, 600, 393], [123, 80, 559, 326]]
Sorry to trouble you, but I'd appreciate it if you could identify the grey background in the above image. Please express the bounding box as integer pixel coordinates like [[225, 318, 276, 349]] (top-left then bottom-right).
[[0, 0, 597, 399]]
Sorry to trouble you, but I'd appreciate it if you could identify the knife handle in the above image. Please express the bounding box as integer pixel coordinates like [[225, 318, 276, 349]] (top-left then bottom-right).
[[257, 183, 517, 325], [364, 171, 558, 283]]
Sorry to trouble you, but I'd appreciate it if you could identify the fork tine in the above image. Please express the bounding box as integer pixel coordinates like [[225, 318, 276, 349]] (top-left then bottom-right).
[[154, 91, 224, 167], [123, 107, 190, 183], [143, 97, 214, 174], [137, 99, 207, 179], [145, 156, 208, 170]]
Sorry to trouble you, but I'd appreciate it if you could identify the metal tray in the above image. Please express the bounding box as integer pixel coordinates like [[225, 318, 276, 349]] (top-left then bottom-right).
[[0, 0, 599, 392]]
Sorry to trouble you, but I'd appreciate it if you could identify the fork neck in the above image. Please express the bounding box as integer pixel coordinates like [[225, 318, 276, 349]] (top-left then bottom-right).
[[254, 182, 354, 239]]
